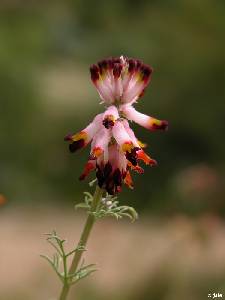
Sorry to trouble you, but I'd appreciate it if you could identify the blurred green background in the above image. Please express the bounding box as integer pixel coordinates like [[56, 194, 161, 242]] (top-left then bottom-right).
[[0, 0, 225, 299]]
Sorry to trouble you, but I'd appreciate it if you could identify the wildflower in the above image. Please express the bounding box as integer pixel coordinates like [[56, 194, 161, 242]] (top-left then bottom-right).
[[65, 56, 168, 195]]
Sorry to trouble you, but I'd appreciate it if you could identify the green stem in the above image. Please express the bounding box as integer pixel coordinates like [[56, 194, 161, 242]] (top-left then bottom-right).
[[59, 186, 104, 300]]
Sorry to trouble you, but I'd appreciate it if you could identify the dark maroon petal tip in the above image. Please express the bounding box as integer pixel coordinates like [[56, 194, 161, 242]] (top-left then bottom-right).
[[96, 167, 105, 187], [125, 147, 140, 166], [90, 64, 100, 82], [113, 63, 122, 78], [107, 58, 113, 69], [141, 65, 153, 82], [135, 59, 142, 71], [113, 168, 122, 186], [64, 133, 73, 141], [69, 140, 85, 153], [112, 57, 121, 64], [104, 162, 112, 179], [98, 60, 108, 74], [128, 59, 135, 73], [152, 120, 169, 131], [161, 120, 169, 130]]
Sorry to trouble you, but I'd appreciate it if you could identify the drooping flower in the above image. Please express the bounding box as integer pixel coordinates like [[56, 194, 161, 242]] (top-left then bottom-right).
[[65, 56, 168, 195]]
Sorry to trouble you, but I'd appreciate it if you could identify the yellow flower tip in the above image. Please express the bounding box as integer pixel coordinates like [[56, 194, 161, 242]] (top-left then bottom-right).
[[72, 131, 88, 142], [108, 114, 116, 122], [121, 141, 134, 153], [99, 70, 107, 81], [137, 139, 147, 148], [92, 147, 103, 158], [136, 74, 141, 82]]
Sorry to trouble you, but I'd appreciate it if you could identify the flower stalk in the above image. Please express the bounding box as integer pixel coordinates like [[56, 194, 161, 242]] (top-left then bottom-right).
[[59, 185, 104, 300]]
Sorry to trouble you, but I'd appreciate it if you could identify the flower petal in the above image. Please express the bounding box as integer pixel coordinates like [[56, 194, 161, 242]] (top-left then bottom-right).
[[112, 120, 134, 153], [112, 63, 123, 100], [65, 113, 103, 152], [79, 160, 96, 180], [137, 150, 157, 166], [122, 63, 153, 104], [91, 127, 111, 159], [90, 64, 114, 104], [122, 119, 140, 148], [121, 105, 168, 131], [124, 171, 134, 189], [127, 162, 144, 174]]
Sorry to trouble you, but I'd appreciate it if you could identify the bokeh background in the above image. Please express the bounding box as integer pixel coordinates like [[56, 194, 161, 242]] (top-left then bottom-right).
[[0, 1, 225, 299]]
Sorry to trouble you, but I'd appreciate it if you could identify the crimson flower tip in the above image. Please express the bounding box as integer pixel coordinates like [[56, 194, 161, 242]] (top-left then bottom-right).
[[64, 133, 73, 141], [151, 120, 169, 131], [69, 140, 85, 153], [90, 64, 100, 82]]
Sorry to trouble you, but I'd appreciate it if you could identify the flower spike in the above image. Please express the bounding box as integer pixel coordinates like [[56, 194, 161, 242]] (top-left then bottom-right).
[[66, 55, 168, 194]]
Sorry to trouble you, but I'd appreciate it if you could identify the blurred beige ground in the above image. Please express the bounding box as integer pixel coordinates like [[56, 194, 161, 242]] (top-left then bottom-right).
[[1, 205, 225, 300]]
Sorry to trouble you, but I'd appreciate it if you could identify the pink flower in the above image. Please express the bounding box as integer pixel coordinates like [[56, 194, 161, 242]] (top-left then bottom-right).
[[65, 56, 168, 195]]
